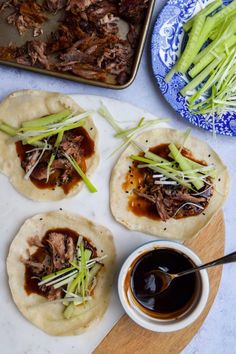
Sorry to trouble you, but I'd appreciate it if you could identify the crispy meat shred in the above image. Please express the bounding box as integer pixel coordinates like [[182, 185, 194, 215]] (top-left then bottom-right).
[[0, 0, 150, 85], [119, 0, 149, 24], [21, 230, 76, 300], [5, 0, 47, 36], [20, 130, 84, 184], [16, 40, 50, 69], [43, 0, 67, 12], [133, 168, 213, 221]]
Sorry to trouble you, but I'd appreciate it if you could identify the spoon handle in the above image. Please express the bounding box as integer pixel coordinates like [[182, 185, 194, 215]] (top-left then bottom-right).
[[176, 251, 236, 277]]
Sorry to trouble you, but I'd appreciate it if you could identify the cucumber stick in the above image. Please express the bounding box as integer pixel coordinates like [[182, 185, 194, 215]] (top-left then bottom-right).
[[177, 15, 206, 74], [183, 0, 222, 32], [181, 54, 224, 95], [189, 35, 236, 78], [168, 143, 204, 190]]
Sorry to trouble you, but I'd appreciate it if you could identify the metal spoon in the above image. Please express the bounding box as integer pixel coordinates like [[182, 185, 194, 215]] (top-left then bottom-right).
[[143, 251, 236, 296]]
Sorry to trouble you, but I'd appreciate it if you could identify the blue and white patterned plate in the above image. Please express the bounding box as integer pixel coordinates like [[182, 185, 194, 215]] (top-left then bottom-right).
[[151, 0, 236, 136]]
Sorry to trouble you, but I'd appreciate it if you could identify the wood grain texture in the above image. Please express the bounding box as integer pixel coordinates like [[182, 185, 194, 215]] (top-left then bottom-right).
[[94, 211, 225, 354]]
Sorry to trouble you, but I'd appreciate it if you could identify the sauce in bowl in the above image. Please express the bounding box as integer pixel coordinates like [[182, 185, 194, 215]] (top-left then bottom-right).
[[127, 248, 202, 320]]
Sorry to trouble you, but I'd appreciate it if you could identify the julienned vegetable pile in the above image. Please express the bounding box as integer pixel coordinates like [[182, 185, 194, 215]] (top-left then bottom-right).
[[0, 109, 98, 192], [166, 0, 236, 122], [33, 235, 106, 319], [98, 103, 216, 194]]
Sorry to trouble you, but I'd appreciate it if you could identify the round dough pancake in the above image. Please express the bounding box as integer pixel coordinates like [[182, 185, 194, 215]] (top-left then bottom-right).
[[0, 90, 99, 201], [7, 211, 116, 336], [110, 128, 230, 240]]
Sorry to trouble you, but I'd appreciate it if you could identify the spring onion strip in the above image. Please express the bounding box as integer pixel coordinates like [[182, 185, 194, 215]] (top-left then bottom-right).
[[177, 128, 192, 157], [154, 181, 177, 185], [63, 289, 92, 301], [145, 151, 170, 164], [46, 130, 64, 182], [63, 153, 97, 193], [26, 146, 52, 153], [183, 165, 215, 174], [44, 270, 78, 287], [130, 155, 173, 168], [29, 141, 53, 149], [22, 109, 73, 128], [194, 18, 236, 64], [135, 161, 193, 189], [192, 186, 212, 196], [114, 117, 145, 138], [190, 50, 236, 116], [53, 273, 80, 289], [108, 131, 136, 158], [98, 102, 169, 157], [98, 102, 122, 134], [209, 0, 236, 31], [189, 35, 236, 78], [0, 121, 18, 136], [131, 140, 149, 152], [24, 141, 48, 180], [17, 119, 86, 144], [80, 242, 86, 300], [40, 266, 75, 283], [114, 118, 169, 139]]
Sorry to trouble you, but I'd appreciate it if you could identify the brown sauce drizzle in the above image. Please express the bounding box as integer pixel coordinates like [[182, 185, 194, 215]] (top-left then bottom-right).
[[125, 248, 201, 320], [122, 143, 209, 220], [16, 127, 94, 194], [24, 228, 97, 298]]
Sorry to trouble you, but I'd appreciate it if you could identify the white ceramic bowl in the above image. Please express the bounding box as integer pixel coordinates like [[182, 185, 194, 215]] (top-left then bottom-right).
[[118, 240, 209, 332]]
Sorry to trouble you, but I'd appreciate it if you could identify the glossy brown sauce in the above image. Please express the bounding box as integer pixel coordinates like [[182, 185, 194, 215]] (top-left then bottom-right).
[[16, 127, 94, 194], [24, 228, 97, 297], [123, 144, 207, 220], [127, 248, 201, 319]]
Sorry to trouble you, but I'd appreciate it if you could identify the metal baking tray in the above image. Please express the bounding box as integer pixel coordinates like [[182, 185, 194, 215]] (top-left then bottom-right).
[[0, 0, 155, 89]]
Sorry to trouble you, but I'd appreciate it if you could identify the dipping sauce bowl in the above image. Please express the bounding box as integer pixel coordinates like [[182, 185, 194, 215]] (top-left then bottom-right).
[[118, 240, 209, 332]]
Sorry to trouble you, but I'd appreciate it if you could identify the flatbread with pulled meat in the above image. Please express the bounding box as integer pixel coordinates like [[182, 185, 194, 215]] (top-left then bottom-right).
[[0, 90, 99, 201], [7, 211, 116, 336], [110, 128, 230, 240]]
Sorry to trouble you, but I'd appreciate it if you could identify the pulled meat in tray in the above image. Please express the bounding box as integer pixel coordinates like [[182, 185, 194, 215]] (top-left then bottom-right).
[[0, 0, 150, 85]]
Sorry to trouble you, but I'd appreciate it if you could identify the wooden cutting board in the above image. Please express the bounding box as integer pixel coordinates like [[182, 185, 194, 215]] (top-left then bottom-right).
[[94, 211, 225, 354]]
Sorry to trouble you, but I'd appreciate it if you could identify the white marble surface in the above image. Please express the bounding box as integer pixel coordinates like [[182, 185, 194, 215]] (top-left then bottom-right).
[[0, 0, 236, 353]]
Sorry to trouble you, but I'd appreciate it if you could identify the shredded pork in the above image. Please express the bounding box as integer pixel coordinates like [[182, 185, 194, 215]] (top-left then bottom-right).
[[0, 0, 150, 85], [21, 231, 75, 299], [20, 130, 84, 185], [133, 168, 213, 221]]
